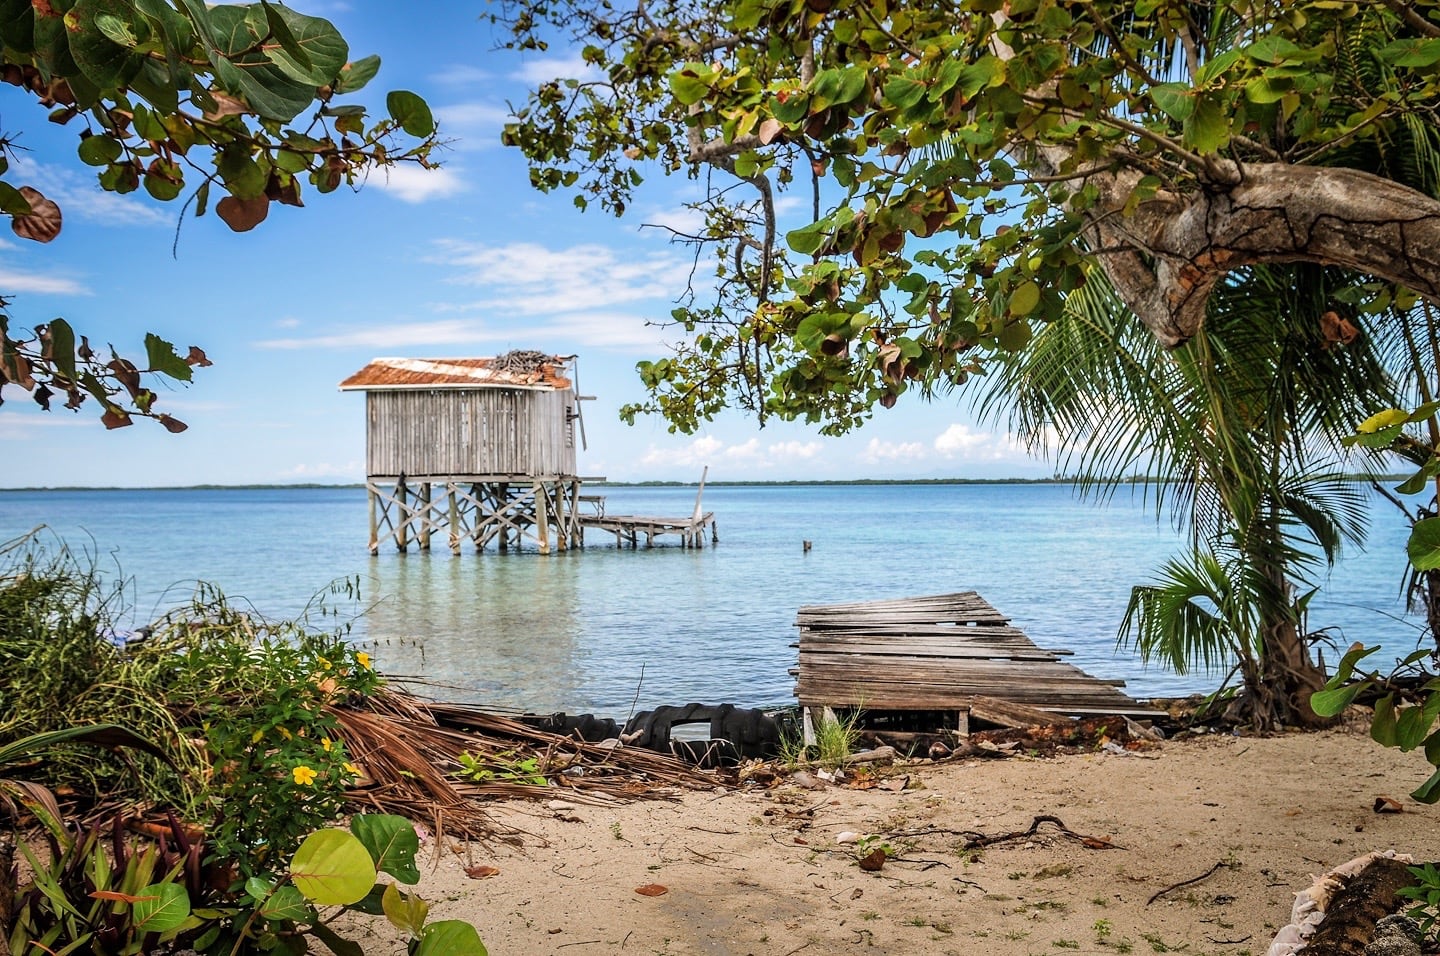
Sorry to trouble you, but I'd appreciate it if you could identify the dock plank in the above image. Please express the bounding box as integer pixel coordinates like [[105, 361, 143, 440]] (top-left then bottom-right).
[[794, 591, 1162, 722]]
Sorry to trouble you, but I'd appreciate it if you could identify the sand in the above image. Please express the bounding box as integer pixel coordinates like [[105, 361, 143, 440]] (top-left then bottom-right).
[[345, 722, 1440, 955]]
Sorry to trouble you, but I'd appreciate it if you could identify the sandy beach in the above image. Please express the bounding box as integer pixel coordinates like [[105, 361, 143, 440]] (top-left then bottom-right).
[[339, 720, 1440, 955]]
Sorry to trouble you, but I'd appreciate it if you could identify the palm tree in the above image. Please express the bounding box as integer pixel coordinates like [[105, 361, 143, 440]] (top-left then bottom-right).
[[975, 264, 1395, 729]]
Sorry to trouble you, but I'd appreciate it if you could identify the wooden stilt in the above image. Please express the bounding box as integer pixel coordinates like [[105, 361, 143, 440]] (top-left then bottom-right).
[[535, 481, 550, 555], [419, 483, 432, 551], [448, 486, 460, 555], [396, 478, 409, 553], [367, 484, 379, 555]]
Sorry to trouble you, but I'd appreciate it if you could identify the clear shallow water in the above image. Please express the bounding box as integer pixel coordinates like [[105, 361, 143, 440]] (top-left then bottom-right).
[[0, 483, 1426, 715]]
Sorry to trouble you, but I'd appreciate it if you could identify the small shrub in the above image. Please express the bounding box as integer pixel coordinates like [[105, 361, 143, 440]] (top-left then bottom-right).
[[1399, 862, 1440, 943]]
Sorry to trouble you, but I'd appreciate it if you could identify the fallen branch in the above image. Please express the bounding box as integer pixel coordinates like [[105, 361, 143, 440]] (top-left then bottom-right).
[[1148, 859, 1232, 905], [959, 815, 1122, 851]]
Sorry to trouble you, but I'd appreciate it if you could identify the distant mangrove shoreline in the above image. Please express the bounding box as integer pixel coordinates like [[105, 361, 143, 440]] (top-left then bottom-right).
[[0, 475, 1410, 492]]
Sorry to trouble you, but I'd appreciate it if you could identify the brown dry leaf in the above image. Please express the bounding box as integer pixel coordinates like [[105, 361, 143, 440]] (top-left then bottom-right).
[[758, 117, 784, 145], [101, 408, 132, 429], [465, 865, 500, 879], [1080, 836, 1117, 850], [880, 776, 909, 792], [857, 848, 886, 872], [1373, 795, 1404, 814], [847, 777, 877, 790], [1321, 310, 1359, 348], [204, 91, 250, 119], [215, 194, 270, 232], [634, 884, 668, 897], [156, 414, 188, 434], [12, 186, 62, 243]]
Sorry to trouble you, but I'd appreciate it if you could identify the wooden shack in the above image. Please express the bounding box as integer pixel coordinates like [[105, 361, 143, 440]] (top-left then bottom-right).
[[340, 352, 589, 554]]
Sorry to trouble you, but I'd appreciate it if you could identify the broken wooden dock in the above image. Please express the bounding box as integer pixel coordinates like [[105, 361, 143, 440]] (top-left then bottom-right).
[[794, 591, 1162, 737], [578, 467, 717, 549]]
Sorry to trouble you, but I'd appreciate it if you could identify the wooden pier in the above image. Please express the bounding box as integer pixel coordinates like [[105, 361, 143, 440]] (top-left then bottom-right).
[[578, 468, 717, 549], [794, 592, 1162, 739]]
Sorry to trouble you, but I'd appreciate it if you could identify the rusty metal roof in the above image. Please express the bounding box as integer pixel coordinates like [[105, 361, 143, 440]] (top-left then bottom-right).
[[338, 356, 574, 392]]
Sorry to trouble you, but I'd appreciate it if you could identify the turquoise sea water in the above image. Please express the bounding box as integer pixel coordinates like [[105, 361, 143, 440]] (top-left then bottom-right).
[[0, 483, 1426, 715]]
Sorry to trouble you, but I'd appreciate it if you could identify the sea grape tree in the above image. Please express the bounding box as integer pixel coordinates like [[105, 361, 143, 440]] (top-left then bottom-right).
[[494, 0, 1440, 434], [0, 0, 438, 430]]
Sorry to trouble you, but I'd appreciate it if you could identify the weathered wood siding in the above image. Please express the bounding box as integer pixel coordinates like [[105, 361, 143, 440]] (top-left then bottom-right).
[[365, 388, 576, 477]]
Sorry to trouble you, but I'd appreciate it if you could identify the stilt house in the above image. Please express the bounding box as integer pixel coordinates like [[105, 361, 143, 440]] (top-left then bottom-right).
[[340, 352, 588, 554]]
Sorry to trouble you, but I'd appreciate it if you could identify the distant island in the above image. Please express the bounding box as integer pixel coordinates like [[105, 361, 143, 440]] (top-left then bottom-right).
[[0, 475, 1414, 492]]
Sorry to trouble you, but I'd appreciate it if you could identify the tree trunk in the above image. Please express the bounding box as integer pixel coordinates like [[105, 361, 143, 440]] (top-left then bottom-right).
[[1422, 567, 1440, 657], [1301, 856, 1419, 956], [1256, 612, 1333, 730]]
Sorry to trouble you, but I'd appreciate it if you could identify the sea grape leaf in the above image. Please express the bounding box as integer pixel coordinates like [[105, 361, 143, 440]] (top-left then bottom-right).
[[263, 3, 348, 86], [414, 920, 487, 956], [290, 830, 375, 906], [351, 815, 420, 886], [335, 54, 380, 94], [386, 90, 434, 137], [144, 333, 193, 381], [1409, 517, 1440, 572]]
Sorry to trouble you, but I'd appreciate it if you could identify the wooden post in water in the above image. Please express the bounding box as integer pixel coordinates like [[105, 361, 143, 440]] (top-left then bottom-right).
[[418, 482, 432, 551], [396, 478, 409, 553], [555, 480, 568, 552], [367, 484, 379, 555], [535, 480, 551, 555], [448, 485, 460, 555]]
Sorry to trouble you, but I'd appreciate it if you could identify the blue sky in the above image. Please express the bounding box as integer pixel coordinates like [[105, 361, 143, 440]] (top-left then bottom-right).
[[0, 1, 1054, 488]]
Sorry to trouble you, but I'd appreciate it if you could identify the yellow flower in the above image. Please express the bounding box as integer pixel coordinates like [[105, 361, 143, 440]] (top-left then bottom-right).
[[277, 727, 293, 741], [317, 656, 332, 670], [292, 765, 318, 786], [251, 729, 264, 744], [344, 762, 361, 777], [356, 651, 372, 671], [321, 737, 332, 752]]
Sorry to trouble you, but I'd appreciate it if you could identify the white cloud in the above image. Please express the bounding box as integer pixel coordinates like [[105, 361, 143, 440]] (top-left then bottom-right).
[[430, 64, 494, 88], [435, 102, 511, 128], [931, 423, 1037, 463], [860, 438, 928, 463], [273, 317, 302, 329], [255, 319, 495, 351], [0, 409, 96, 440], [8, 156, 170, 228], [638, 206, 708, 238], [638, 435, 825, 472], [370, 165, 469, 204], [639, 436, 724, 469], [432, 240, 685, 316], [767, 440, 823, 462], [0, 268, 91, 296], [933, 423, 992, 456], [281, 460, 362, 480], [722, 437, 763, 462], [509, 54, 604, 84], [526, 311, 674, 350]]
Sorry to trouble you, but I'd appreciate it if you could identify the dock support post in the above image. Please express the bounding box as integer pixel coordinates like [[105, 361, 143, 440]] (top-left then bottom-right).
[[535, 480, 551, 555], [448, 486, 460, 555], [418, 482, 432, 551], [396, 478, 409, 553], [367, 484, 379, 555]]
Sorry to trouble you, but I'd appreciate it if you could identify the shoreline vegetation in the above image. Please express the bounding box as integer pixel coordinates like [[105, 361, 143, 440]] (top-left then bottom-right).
[[0, 474, 1414, 492], [3, 531, 1438, 953]]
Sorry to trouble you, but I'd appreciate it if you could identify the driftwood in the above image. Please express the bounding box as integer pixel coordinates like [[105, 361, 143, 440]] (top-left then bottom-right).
[[958, 814, 1120, 851], [1301, 857, 1420, 956]]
